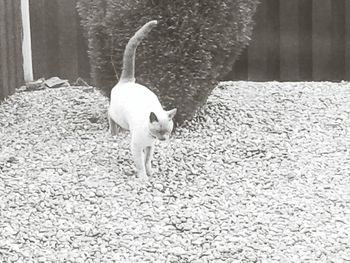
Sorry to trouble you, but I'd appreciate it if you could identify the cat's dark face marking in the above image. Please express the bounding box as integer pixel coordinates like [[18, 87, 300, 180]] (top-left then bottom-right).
[[149, 112, 158, 123]]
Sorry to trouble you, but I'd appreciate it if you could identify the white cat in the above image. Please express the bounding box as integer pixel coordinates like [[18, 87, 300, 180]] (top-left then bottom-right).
[[108, 20, 177, 180]]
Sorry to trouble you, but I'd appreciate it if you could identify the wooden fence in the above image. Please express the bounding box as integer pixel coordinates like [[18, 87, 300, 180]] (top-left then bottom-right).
[[29, 0, 90, 83], [0, 0, 23, 101], [29, 0, 350, 83], [231, 0, 350, 81], [1, 0, 350, 102]]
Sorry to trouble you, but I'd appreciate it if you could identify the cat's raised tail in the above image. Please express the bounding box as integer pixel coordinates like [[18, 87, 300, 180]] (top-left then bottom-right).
[[119, 20, 158, 83]]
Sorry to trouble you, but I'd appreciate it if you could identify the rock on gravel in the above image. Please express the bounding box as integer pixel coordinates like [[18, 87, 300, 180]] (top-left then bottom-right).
[[0, 81, 350, 262]]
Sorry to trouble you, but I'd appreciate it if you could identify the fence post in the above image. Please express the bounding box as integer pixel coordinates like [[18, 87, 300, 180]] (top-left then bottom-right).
[[21, 0, 33, 82]]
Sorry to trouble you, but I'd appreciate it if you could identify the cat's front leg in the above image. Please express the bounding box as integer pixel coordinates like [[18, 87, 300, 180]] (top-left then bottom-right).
[[144, 145, 154, 176], [131, 143, 148, 180]]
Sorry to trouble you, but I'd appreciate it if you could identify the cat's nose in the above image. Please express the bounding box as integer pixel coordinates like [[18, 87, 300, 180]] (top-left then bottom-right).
[[159, 137, 166, 141]]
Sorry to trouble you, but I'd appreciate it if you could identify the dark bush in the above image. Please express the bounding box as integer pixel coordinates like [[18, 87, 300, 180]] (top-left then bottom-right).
[[77, 0, 259, 125]]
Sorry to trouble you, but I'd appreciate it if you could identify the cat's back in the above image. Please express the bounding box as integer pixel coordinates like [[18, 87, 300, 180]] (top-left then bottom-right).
[[111, 82, 160, 106], [110, 82, 162, 120]]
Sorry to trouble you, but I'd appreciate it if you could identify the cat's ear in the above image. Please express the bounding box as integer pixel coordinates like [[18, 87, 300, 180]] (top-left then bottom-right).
[[167, 108, 177, 119], [149, 112, 159, 123]]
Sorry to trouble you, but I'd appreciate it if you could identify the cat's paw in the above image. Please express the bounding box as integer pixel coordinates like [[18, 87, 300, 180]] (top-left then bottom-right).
[[137, 170, 148, 181], [146, 166, 153, 176], [108, 130, 117, 138], [129, 178, 150, 190]]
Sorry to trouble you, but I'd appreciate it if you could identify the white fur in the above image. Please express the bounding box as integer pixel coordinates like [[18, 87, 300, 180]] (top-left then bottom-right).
[[107, 20, 176, 180], [109, 82, 162, 144], [108, 81, 175, 179]]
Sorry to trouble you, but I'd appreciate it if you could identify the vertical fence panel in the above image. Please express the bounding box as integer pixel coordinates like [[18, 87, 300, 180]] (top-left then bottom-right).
[[0, 0, 9, 100], [77, 15, 91, 82], [331, 0, 345, 81], [231, 48, 248, 80], [265, 0, 280, 80], [247, 0, 279, 81], [57, 0, 79, 81], [5, 0, 16, 95], [14, 0, 24, 88], [298, 0, 313, 80], [45, 0, 59, 77], [280, 0, 299, 81], [312, 0, 332, 81], [29, 0, 48, 78], [30, 0, 60, 79], [0, 0, 23, 101], [247, 0, 268, 80], [345, 1, 350, 79]]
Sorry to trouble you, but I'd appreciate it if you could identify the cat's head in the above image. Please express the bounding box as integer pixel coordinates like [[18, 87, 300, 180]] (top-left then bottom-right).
[[148, 109, 177, 141]]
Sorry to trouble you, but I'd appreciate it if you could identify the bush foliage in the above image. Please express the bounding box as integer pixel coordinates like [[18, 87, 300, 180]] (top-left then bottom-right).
[[77, 0, 259, 124]]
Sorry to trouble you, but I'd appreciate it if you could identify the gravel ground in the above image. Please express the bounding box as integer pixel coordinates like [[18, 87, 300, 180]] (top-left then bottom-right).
[[0, 81, 350, 263]]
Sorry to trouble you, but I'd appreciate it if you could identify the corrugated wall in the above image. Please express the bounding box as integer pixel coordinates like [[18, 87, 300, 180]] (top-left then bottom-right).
[[29, 0, 350, 83], [2, 0, 350, 102], [230, 0, 350, 81], [29, 0, 90, 83], [0, 0, 23, 101]]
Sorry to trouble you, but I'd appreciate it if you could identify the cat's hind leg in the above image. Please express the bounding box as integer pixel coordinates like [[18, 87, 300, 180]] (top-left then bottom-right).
[[108, 113, 120, 136]]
